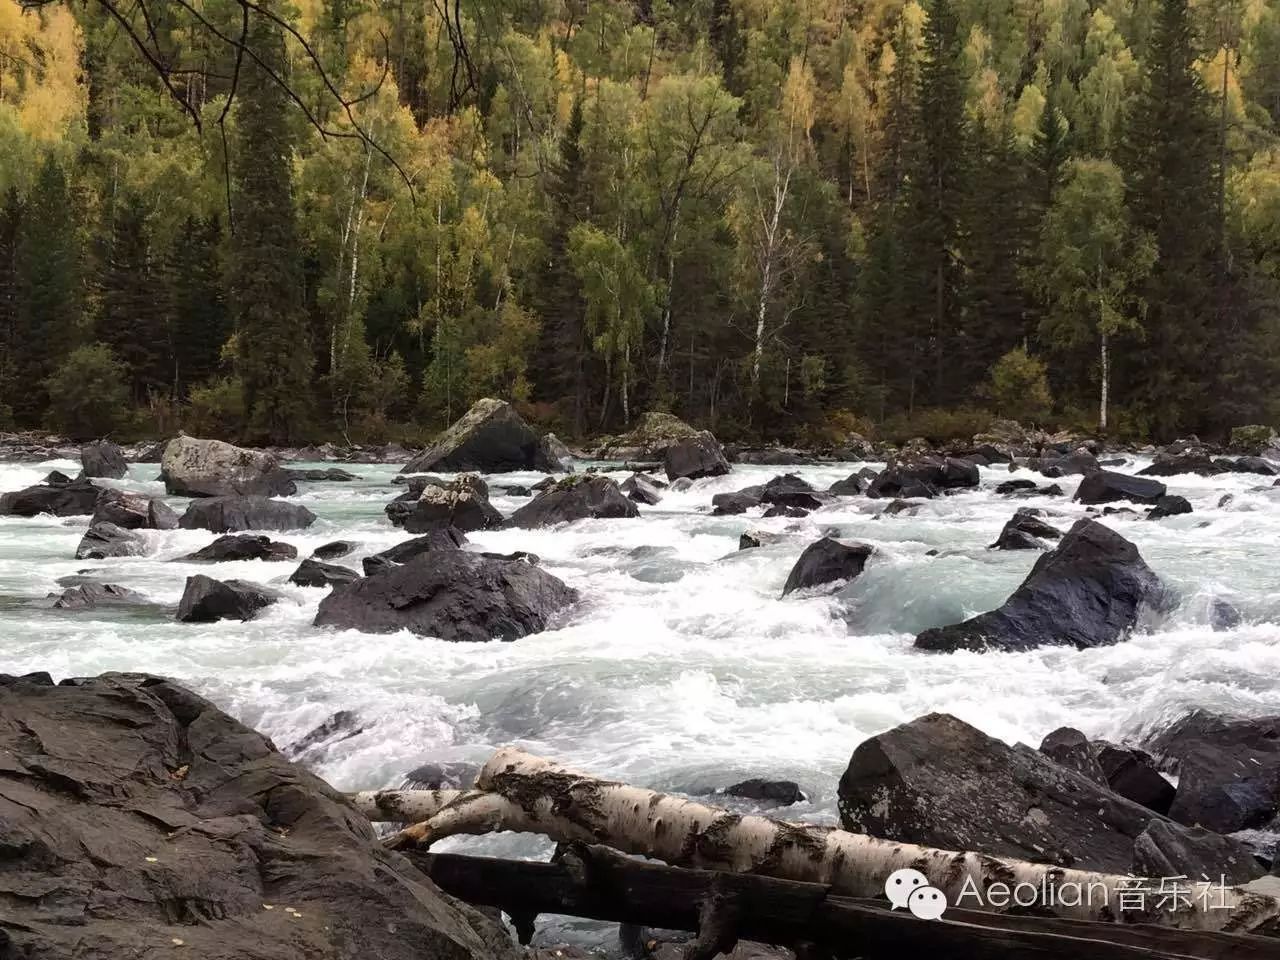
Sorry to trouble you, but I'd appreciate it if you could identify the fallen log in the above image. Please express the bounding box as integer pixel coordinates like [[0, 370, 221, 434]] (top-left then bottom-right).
[[349, 748, 1280, 934], [406, 842, 1280, 960]]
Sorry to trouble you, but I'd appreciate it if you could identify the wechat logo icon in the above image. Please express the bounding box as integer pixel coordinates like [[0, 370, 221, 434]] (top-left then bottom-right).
[[884, 868, 948, 921]]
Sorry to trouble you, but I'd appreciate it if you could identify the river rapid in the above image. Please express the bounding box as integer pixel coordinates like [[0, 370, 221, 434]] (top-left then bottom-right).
[[2, 455, 1279, 860]]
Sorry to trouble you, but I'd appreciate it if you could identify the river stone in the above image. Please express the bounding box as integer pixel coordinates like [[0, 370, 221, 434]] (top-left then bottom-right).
[[91, 488, 178, 530], [178, 495, 317, 533], [386, 474, 502, 533], [837, 713, 1261, 880], [595, 411, 701, 460], [1093, 741, 1176, 815], [179, 534, 297, 563], [290, 557, 361, 588], [1132, 820, 1263, 883], [1074, 470, 1167, 505], [1039, 727, 1107, 785], [314, 551, 578, 642], [915, 519, 1162, 653], [989, 511, 1062, 550], [1137, 453, 1226, 477], [75, 521, 147, 560], [723, 778, 807, 805], [79, 440, 127, 479], [663, 431, 731, 481], [866, 455, 977, 499], [0, 477, 100, 517], [1225, 455, 1279, 476], [782, 537, 873, 596], [538, 432, 573, 472], [620, 472, 663, 505], [1147, 494, 1193, 520], [759, 474, 824, 510], [177, 574, 279, 622], [48, 582, 147, 609], [507, 475, 639, 528], [400, 397, 550, 474], [313, 539, 358, 560], [0, 673, 515, 960], [284, 709, 367, 759], [711, 488, 762, 515], [362, 528, 468, 576], [160, 434, 295, 497]]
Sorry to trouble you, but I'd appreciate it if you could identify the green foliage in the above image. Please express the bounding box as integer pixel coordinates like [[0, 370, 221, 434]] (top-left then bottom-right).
[[43, 343, 128, 439], [187, 376, 246, 439], [988, 346, 1053, 422]]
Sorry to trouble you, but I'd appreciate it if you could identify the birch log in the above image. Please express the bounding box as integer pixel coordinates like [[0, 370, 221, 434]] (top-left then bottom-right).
[[352, 748, 1280, 935]]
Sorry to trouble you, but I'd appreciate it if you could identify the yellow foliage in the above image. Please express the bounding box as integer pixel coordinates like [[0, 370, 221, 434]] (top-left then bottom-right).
[[0, 2, 85, 141]]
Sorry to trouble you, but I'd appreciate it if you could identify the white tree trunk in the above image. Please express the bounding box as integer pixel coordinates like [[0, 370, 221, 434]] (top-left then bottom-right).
[[1100, 330, 1109, 433], [352, 749, 1280, 934]]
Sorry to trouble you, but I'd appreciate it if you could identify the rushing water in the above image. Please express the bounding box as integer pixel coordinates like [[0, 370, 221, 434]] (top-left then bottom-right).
[[2, 455, 1279, 842]]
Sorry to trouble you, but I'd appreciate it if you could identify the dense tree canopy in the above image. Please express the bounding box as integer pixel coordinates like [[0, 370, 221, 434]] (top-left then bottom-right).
[[0, 0, 1277, 442]]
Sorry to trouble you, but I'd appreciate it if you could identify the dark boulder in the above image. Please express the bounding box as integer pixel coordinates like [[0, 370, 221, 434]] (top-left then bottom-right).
[[176, 574, 279, 622], [313, 539, 357, 560], [1074, 470, 1167, 505], [399, 397, 547, 474], [386, 474, 502, 533], [1093, 742, 1175, 815], [995, 478, 1037, 495], [711, 488, 762, 515], [828, 473, 867, 496], [282, 466, 362, 482], [160, 434, 295, 497], [1137, 454, 1226, 477], [781, 537, 873, 597], [79, 440, 128, 479], [838, 713, 1260, 879], [290, 557, 361, 588], [536, 432, 574, 472], [879, 499, 916, 517], [75, 521, 146, 560], [989, 511, 1063, 550], [916, 518, 1162, 653], [44, 469, 74, 485], [362, 528, 467, 576], [284, 709, 366, 759], [1222, 456, 1279, 476], [403, 760, 479, 790], [663, 430, 731, 481], [866, 455, 978, 499], [1147, 494, 1193, 520], [178, 495, 317, 533], [47, 582, 147, 609], [762, 504, 809, 518], [1132, 820, 1262, 883], [179, 534, 297, 563], [91, 488, 178, 530], [1038, 727, 1108, 785], [1210, 598, 1242, 631], [1144, 711, 1280, 834], [0, 674, 513, 960], [507, 475, 639, 528], [739, 530, 784, 550], [620, 472, 664, 505], [0, 477, 99, 516], [759, 473, 823, 510], [315, 551, 578, 642], [723, 778, 807, 805]]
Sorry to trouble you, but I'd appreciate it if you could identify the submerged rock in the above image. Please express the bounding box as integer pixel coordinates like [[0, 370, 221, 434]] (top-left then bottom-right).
[[160, 434, 295, 497], [176, 574, 279, 622], [289, 557, 361, 588], [178, 495, 317, 533], [400, 397, 555, 474], [915, 518, 1162, 653], [179, 534, 297, 563], [315, 551, 578, 642], [284, 710, 367, 758], [781, 537, 874, 596], [0, 478, 100, 517], [75, 522, 146, 560], [91, 488, 178, 530], [79, 440, 127, 479], [507, 475, 638, 528], [1074, 470, 1167, 505], [723, 778, 808, 806], [47, 582, 147, 609], [663, 430, 731, 481]]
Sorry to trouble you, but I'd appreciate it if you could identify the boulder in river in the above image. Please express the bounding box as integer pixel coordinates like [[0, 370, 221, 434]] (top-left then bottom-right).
[[915, 518, 1162, 653], [723, 778, 808, 806], [178, 495, 317, 533], [538, 432, 574, 472], [0, 477, 100, 516], [837, 712, 1261, 880], [739, 529, 784, 550], [160, 434, 295, 497], [620, 472, 664, 505], [759, 473, 824, 510], [179, 534, 297, 563], [47, 582, 147, 609], [289, 557, 361, 588], [867, 455, 979, 500], [176, 574, 279, 622], [400, 397, 555, 474], [313, 539, 357, 560], [363, 527, 468, 576], [1147, 494, 1193, 519], [1222, 455, 1279, 476], [507, 475, 639, 528], [315, 551, 578, 642], [1074, 470, 1167, 505], [1137, 453, 1226, 477], [989, 511, 1062, 550], [1038, 727, 1107, 784], [79, 439, 127, 479], [0, 673, 513, 960], [594, 411, 700, 460], [711, 487, 762, 515], [1093, 741, 1176, 815], [781, 537, 874, 596], [75, 521, 147, 560], [386, 474, 503, 533], [91, 488, 178, 530], [663, 430, 731, 482]]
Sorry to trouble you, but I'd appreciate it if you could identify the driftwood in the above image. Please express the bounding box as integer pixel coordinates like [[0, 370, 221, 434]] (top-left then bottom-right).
[[407, 842, 1280, 960], [349, 748, 1280, 935]]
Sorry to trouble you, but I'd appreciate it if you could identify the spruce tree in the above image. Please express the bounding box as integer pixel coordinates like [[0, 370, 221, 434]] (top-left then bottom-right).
[[167, 216, 230, 398], [99, 193, 166, 404], [229, 5, 314, 443], [14, 154, 81, 424]]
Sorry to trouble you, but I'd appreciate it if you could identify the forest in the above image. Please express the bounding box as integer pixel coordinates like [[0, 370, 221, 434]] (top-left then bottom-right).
[[0, 0, 1277, 445]]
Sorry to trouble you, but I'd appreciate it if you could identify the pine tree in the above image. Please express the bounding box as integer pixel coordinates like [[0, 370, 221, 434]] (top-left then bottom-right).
[[230, 4, 314, 443], [166, 215, 230, 398], [99, 193, 166, 404], [1120, 0, 1220, 437], [13, 154, 81, 424]]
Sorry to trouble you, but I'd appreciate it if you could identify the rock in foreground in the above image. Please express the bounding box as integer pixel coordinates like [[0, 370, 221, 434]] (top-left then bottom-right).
[[160, 434, 295, 497], [178, 495, 317, 533], [915, 518, 1161, 653], [507, 475, 638, 528], [315, 552, 577, 641], [400, 397, 560, 474], [0, 673, 514, 960]]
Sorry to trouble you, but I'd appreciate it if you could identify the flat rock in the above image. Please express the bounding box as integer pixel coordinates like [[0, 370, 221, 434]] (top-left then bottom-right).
[[1074, 470, 1167, 505], [782, 537, 873, 596], [177, 574, 279, 622], [179, 534, 297, 563], [160, 434, 295, 497], [0, 478, 100, 517], [47, 582, 147, 609], [507, 476, 638, 528], [178, 495, 317, 533], [289, 557, 361, 588]]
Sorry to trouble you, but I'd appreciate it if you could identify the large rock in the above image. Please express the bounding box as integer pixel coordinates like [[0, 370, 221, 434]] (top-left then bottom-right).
[[1094, 741, 1175, 815], [400, 398, 548, 474], [595, 411, 700, 460], [160, 434, 295, 497], [537, 432, 573, 472], [179, 534, 298, 563], [1137, 453, 1226, 477], [916, 519, 1162, 653], [837, 713, 1261, 880], [313, 540, 357, 560], [1144, 711, 1280, 834], [75, 521, 147, 560], [711, 488, 762, 515], [507, 475, 639, 528], [866, 455, 978, 499], [178, 495, 317, 533], [759, 474, 824, 510], [385, 474, 502, 533], [663, 431, 731, 481], [1132, 820, 1263, 883], [362, 528, 468, 577], [290, 557, 361, 588], [1147, 494, 1192, 520], [1038, 727, 1107, 784], [620, 472, 664, 505], [1074, 470, 1167, 505], [176, 574, 279, 622], [91, 488, 179, 529], [315, 551, 578, 642], [989, 510, 1063, 550], [47, 582, 147, 609], [79, 440, 128, 479], [0, 673, 514, 960], [0, 477, 100, 516], [781, 538, 874, 597]]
